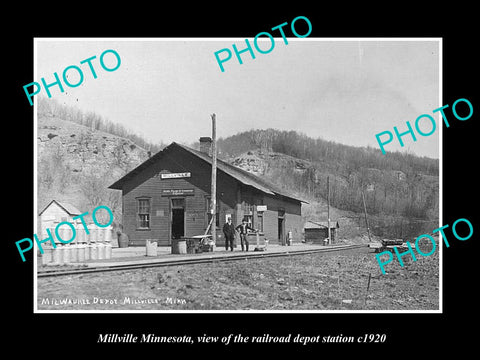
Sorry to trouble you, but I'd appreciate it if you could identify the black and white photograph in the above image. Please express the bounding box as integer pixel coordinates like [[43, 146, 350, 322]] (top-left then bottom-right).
[[6, 7, 478, 354], [33, 38, 441, 312]]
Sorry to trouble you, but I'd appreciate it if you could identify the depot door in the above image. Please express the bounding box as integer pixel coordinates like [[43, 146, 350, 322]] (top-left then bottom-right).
[[171, 198, 185, 240], [278, 209, 285, 245]]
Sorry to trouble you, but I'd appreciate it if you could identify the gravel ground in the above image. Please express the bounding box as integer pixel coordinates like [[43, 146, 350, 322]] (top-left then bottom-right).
[[36, 246, 439, 311]]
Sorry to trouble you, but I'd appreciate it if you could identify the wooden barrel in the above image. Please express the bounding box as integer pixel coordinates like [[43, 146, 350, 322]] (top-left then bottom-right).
[[171, 238, 187, 254], [118, 233, 129, 248]]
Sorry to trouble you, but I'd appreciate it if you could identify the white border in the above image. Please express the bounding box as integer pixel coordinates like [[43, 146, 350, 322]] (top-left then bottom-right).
[[33, 37, 443, 314]]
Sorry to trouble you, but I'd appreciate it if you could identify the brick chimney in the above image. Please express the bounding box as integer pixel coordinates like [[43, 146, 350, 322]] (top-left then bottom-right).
[[199, 137, 212, 156]]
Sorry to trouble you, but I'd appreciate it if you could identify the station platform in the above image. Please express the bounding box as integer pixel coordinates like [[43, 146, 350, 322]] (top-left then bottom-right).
[[76, 242, 363, 268]]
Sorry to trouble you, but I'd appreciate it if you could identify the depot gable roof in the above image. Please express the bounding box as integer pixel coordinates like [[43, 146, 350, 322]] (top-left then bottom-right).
[[109, 142, 307, 204]]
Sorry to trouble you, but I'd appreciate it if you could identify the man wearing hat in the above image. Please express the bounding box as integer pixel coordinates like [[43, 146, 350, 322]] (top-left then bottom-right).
[[235, 218, 257, 251], [222, 217, 236, 251]]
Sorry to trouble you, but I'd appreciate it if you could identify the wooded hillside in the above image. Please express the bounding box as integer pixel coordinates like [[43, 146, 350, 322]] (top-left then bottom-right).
[[216, 129, 439, 239], [37, 97, 165, 154], [37, 98, 439, 240]]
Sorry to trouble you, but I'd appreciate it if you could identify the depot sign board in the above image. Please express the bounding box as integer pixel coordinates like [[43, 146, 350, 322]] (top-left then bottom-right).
[[160, 172, 191, 179], [161, 189, 195, 196]]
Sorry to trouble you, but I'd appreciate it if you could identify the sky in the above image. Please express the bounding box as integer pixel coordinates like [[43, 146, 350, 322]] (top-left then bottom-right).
[[35, 38, 440, 158]]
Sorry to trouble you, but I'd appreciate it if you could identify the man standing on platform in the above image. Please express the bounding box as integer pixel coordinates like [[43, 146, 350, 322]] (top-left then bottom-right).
[[222, 217, 236, 251], [235, 218, 257, 252]]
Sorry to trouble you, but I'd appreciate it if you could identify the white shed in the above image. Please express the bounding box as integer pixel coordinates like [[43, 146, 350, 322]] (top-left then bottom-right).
[[38, 200, 82, 239]]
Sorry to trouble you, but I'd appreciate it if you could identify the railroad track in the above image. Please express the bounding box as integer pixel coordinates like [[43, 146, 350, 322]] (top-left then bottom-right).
[[37, 244, 367, 278]]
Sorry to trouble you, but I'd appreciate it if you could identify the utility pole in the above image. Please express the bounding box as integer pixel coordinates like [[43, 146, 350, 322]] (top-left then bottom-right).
[[327, 176, 331, 245], [362, 190, 372, 242], [210, 114, 217, 246]]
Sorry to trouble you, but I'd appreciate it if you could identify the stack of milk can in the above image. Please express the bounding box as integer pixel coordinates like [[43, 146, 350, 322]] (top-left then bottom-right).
[[39, 221, 113, 265]]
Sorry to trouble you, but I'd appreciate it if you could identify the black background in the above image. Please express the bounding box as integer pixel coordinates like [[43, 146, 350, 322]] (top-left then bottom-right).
[[5, 4, 478, 356]]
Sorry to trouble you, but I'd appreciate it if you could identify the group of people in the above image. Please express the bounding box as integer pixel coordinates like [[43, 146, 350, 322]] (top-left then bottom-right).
[[222, 217, 258, 251]]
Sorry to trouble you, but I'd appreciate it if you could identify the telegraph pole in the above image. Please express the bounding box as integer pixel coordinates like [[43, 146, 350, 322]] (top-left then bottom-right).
[[327, 176, 331, 245], [210, 114, 217, 245], [362, 190, 372, 243]]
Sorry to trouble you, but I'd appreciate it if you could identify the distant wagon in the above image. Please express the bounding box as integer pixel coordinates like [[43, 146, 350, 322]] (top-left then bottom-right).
[[370, 239, 408, 253], [304, 220, 339, 244]]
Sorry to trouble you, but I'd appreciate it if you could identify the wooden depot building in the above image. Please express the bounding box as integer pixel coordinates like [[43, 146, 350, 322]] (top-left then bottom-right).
[[109, 137, 306, 247]]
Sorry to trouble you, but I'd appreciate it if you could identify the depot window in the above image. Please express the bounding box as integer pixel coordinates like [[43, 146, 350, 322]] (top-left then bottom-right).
[[243, 203, 254, 227], [137, 197, 151, 229]]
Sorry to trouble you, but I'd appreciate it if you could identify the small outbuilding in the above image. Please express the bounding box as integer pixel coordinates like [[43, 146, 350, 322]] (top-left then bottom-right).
[[304, 220, 339, 244], [38, 200, 82, 238]]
